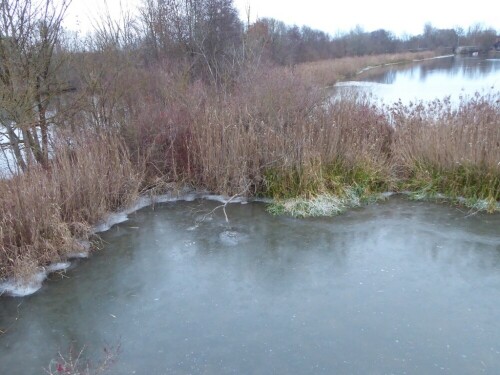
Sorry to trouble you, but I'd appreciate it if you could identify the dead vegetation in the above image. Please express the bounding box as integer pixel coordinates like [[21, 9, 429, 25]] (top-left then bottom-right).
[[0, 132, 141, 281], [0, 0, 498, 284]]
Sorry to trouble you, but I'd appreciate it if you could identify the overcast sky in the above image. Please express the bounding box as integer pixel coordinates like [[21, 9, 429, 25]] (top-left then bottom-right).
[[64, 0, 499, 37]]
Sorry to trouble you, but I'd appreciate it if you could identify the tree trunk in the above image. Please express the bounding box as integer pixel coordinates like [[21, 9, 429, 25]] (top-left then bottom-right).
[[37, 99, 50, 168], [6, 125, 27, 171]]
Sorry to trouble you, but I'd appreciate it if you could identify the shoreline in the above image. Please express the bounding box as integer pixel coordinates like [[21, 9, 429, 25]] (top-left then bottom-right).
[[0, 189, 264, 297], [355, 54, 455, 76], [1, 189, 497, 297]]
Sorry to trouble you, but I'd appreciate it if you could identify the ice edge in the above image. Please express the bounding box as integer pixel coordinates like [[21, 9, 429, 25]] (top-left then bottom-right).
[[0, 191, 254, 297]]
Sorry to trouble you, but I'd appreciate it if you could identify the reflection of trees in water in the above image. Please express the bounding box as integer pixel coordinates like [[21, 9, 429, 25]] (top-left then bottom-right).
[[419, 57, 498, 80], [364, 57, 500, 83]]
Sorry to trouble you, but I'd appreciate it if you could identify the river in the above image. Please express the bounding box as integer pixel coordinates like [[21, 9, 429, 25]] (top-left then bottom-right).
[[1, 198, 500, 374], [335, 55, 500, 104]]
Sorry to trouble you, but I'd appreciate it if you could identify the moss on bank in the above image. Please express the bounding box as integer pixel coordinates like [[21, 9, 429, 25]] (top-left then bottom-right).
[[263, 161, 500, 217]]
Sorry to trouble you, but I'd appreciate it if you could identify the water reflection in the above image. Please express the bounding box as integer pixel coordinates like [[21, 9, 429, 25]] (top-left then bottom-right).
[[364, 56, 500, 83], [335, 56, 500, 104]]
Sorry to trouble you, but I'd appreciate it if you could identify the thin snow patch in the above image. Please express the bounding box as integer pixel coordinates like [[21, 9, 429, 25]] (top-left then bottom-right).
[[413, 54, 454, 61], [253, 197, 274, 204], [92, 212, 129, 234], [0, 273, 45, 297], [203, 194, 247, 204], [334, 81, 387, 88], [380, 191, 396, 198], [90, 192, 193, 234], [45, 262, 71, 273], [0, 262, 70, 297], [67, 251, 89, 259], [153, 193, 198, 203], [67, 240, 91, 259], [358, 65, 376, 74]]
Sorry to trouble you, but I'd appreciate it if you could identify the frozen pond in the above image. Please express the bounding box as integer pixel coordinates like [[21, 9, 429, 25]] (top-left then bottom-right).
[[1, 197, 500, 374]]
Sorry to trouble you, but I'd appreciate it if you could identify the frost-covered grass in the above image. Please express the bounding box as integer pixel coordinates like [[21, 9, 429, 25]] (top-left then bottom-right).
[[406, 190, 500, 213], [267, 189, 390, 218], [269, 188, 499, 219], [268, 194, 351, 218]]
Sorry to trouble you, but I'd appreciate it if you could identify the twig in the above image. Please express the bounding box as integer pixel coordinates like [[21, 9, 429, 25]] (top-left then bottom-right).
[[201, 183, 251, 223], [0, 301, 23, 336]]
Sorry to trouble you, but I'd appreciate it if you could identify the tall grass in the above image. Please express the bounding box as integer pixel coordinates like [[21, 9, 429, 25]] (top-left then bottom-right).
[[122, 62, 497, 207], [392, 93, 500, 205], [297, 51, 436, 87], [0, 132, 141, 281], [185, 69, 393, 197]]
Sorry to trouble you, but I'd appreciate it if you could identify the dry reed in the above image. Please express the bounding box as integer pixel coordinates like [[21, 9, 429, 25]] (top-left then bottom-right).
[[392, 93, 500, 201], [0, 132, 141, 281]]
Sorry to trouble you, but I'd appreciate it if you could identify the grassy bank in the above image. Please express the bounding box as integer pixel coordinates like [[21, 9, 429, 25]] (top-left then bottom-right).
[[393, 94, 500, 211], [297, 51, 437, 87], [266, 93, 499, 216], [0, 54, 498, 286]]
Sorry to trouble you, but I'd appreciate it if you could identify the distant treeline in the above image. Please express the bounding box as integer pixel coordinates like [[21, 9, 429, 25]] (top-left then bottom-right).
[[126, 0, 499, 68], [245, 20, 498, 65], [80, 0, 499, 79]]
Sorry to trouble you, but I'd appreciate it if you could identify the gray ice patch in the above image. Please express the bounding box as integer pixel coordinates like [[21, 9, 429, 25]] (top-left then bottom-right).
[[219, 230, 248, 246]]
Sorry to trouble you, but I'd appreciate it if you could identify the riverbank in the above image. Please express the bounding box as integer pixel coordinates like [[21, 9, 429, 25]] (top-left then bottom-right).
[[0, 53, 499, 296], [297, 51, 437, 87], [0, 133, 142, 294], [2, 183, 497, 297]]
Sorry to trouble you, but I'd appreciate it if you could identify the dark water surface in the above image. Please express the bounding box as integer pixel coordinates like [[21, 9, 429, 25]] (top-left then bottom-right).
[[1, 198, 500, 374], [335, 55, 500, 104]]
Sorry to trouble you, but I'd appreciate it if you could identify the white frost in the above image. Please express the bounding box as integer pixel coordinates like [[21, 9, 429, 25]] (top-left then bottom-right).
[[0, 262, 70, 297]]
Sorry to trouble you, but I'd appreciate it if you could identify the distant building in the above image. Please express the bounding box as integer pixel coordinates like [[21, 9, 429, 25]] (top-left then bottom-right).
[[455, 46, 481, 55], [495, 37, 500, 51]]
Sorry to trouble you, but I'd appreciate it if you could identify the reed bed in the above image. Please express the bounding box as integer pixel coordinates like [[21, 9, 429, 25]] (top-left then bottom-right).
[[0, 132, 141, 281], [185, 69, 393, 198], [392, 93, 500, 206]]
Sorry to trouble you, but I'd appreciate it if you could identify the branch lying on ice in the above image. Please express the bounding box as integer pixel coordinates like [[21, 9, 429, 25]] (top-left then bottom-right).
[[202, 183, 251, 223]]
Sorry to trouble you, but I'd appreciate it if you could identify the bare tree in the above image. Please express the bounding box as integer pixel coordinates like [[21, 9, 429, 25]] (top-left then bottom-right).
[[0, 0, 70, 170], [90, 0, 141, 51], [139, 0, 242, 85]]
